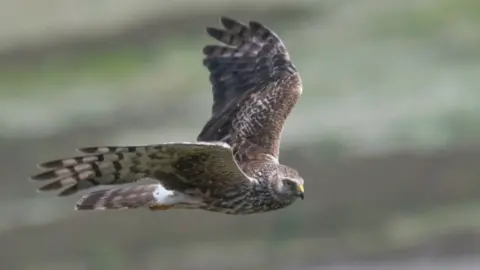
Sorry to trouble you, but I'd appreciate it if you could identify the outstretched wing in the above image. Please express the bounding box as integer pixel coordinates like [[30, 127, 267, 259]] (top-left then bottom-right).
[[30, 142, 253, 197], [198, 17, 302, 160]]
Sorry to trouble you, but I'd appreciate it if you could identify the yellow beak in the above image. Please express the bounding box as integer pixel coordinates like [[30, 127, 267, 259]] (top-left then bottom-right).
[[297, 184, 304, 199]]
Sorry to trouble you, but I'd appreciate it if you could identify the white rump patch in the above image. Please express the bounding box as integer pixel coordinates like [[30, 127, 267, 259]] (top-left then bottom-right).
[[152, 184, 175, 205], [152, 184, 205, 207], [152, 184, 202, 206]]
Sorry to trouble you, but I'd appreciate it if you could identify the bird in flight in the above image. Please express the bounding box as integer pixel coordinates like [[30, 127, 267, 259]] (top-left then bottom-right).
[[30, 16, 304, 215]]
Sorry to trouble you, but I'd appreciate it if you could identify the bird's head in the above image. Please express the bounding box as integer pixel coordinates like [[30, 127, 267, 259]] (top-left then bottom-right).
[[276, 166, 304, 201]]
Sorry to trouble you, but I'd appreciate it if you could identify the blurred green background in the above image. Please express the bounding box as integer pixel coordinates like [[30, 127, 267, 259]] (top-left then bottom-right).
[[0, 0, 479, 269]]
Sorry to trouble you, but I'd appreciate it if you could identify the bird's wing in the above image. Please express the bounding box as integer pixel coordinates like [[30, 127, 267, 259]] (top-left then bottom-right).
[[30, 142, 253, 197], [198, 17, 302, 161]]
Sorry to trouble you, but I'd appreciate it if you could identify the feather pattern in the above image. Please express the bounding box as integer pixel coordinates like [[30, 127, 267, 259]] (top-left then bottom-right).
[[31, 142, 252, 198], [199, 17, 302, 160], [29, 17, 305, 214]]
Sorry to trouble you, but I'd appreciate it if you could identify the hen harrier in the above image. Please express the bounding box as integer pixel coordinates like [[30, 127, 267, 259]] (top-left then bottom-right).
[[30, 16, 304, 215]]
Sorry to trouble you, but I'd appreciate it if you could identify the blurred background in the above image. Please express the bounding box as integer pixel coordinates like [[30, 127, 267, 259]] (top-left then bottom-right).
[[0, 0, 479, 269]]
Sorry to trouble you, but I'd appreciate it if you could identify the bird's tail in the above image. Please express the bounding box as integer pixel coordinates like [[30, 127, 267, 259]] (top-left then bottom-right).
[[75, 184, 175, 211], [30, 146, 156, 197]]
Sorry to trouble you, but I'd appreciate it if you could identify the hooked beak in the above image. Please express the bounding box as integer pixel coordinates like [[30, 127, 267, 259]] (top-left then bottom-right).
[[297, 184, 304, 200]]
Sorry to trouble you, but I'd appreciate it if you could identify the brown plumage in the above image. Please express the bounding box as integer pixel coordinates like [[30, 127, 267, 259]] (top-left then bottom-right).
[[30, 16, 304, 215]]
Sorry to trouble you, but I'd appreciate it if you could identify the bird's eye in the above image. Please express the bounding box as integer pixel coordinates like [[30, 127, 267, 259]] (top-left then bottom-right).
[[283, 179, 295, 187]]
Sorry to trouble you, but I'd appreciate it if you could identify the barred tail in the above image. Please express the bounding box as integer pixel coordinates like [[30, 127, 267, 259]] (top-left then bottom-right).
[[30, 146, 156, 196], [75, 184, 174, 210]]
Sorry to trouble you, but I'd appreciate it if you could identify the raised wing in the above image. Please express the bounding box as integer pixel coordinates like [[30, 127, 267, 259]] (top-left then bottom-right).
[[198, 17, 302, 160], [30, 142, 253, 196]]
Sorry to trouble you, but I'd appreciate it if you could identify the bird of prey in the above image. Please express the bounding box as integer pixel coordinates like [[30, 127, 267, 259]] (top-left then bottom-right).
[[30, 16, 304, 215]]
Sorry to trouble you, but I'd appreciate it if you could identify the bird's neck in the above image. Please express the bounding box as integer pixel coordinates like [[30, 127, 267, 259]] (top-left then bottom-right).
[[248, 178, 296, 210]]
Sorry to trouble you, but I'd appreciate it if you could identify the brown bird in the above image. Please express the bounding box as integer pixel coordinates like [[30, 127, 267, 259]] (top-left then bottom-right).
[[30, 16, 304, 215]]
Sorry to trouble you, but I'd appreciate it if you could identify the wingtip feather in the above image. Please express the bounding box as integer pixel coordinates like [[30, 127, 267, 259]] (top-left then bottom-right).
[[220, 16, 238, 29], [76, 147, 102, 154], [37, 160, 64, 170], [37, 180, 63, 192], [205, 27, 223, 39], [30, 170, 57, 181]]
